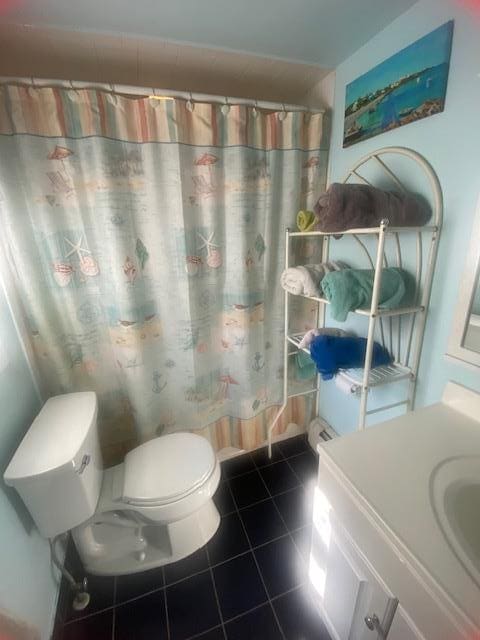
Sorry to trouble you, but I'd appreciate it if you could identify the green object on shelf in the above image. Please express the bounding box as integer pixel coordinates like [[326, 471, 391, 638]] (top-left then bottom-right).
[[295, 350, 316, 380], [296, 209, 318, 232]]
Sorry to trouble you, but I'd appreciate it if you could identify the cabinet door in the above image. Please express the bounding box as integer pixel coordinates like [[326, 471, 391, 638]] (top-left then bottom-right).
[[388, 606, 425, 640], [310, 516, 398, 640]]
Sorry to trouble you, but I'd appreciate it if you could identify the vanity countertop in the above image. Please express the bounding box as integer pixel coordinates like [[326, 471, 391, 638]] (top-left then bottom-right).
[[318, 382, 480, 630]]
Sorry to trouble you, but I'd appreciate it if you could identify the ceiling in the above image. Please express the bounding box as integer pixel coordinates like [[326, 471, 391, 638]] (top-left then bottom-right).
[[0, 23, 331, 106], [1, 0, 418, 67]]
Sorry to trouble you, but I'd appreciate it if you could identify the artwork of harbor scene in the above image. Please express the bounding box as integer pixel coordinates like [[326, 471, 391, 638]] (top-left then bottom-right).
[[343, 21, 453, 147]]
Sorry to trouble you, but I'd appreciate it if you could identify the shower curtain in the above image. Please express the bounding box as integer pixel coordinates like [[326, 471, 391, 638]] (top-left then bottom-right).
[[0, 85, 326, 462]]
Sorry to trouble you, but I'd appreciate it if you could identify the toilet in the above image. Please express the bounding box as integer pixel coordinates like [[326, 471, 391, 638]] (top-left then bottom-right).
[[4, 392, 221, 575]]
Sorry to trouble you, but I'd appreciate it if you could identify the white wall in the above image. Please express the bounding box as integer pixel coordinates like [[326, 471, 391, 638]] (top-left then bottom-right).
[[0, 282, 58, 639], [321, 0, 480, 434]]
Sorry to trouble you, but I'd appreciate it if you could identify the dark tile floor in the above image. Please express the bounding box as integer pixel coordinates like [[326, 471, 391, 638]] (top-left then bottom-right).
[[55, 434, 330, 640]]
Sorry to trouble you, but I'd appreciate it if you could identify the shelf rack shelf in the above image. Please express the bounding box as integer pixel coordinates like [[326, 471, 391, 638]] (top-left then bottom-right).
[[267, 146, 443, 457]]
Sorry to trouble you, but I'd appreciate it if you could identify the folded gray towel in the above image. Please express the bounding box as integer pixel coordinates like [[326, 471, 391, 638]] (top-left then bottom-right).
[[313, 183, 431, 233]]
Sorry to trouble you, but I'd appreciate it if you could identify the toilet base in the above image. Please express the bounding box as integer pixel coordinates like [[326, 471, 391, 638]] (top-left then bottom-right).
[[72, 500, 220, 576]]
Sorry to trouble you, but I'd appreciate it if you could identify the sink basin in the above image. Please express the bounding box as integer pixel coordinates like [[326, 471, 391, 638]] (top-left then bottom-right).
[[430, 456, 480, 589]]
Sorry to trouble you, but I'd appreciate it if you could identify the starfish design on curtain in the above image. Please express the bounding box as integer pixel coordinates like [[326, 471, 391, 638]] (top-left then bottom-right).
[[64, 235, 92, 262]]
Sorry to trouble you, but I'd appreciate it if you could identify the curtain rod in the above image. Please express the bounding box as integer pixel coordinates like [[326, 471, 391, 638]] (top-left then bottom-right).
[[0, 76, 324, 114]]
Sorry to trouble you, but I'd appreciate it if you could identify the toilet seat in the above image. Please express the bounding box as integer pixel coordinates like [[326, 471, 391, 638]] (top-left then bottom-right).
[[122, 433, 216, 506]]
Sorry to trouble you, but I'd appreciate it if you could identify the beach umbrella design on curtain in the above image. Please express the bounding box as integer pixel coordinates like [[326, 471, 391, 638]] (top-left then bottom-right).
[[195, 153, 218, 181], [48, 145, 74, 172], [216, 374, 239, 401]]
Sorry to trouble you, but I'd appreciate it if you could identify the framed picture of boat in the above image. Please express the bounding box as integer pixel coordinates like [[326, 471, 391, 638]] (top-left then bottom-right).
[[343, 20, 453, 147]]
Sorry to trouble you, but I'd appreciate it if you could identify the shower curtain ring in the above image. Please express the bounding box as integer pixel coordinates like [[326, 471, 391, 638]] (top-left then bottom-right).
[[221, 96, 230, 115], [150, 87, 161, 108], [278, 103, 287, 121], [109, 83, 118, 104], [252, 100, 259, 118], [69, 80, 80, 96], [186, 92, 194, 112]]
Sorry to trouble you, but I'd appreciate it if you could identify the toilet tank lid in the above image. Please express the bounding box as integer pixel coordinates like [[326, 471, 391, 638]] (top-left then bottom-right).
[[4, 392, 97, 482]]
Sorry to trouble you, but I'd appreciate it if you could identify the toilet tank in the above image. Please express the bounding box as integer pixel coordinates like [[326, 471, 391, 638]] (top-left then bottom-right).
[[4, 392, 103, 539]]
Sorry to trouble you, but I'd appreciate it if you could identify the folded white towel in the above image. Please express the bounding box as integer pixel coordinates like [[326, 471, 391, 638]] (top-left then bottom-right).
[[280, 261, 349, 298], [298, 327, 346, 349]]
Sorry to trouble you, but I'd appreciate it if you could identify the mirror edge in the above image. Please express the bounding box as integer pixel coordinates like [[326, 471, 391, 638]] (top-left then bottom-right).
[[447, 193, 480, 367]]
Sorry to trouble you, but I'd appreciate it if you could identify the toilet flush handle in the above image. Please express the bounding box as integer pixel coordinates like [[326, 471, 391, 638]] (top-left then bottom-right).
[[76, 454, 91, 474]]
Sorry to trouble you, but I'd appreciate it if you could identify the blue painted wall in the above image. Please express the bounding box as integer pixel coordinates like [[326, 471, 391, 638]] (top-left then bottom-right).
[[321, 0, 480, 434], [0, 283, 58, 638]]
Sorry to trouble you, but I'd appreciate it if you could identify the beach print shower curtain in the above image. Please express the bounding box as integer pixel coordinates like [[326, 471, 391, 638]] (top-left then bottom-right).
[[0, 85, 326, 462]]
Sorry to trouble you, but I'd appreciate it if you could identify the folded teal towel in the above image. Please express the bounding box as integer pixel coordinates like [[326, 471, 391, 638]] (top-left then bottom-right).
[[295, 350, 316, 380], [322, 267, 412, 321]]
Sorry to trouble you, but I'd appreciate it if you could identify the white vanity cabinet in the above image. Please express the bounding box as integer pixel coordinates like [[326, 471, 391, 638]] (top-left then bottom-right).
[[310, 384, 480, 640]]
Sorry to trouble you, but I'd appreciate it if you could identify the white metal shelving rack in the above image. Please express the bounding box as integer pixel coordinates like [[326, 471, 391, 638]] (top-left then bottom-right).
[[268, 147, 443, 456]]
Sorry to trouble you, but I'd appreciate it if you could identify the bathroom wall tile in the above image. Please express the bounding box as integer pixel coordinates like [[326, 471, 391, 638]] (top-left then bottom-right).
[[212, 552, 267, 621], [207, 512, 249, 566], [164, 546, 209, 585], [239, 499, 287, 547], [115, 566, 164, 605], [166, 570, 221, 640], [228, 470, 269, 509], [259, 461, 301, 496], [225, 603, 282, 640], [254, 535, 305, 598], [114, 590, 167, 640], [61, 610, 113, 640]]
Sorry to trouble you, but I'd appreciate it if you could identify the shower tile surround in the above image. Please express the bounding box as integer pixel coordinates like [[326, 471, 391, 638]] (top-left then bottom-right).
[[53, 435, 330, 639]]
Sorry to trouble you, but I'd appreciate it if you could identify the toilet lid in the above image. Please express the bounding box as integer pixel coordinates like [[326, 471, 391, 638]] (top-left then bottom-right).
[[122, 433, 216, 505]]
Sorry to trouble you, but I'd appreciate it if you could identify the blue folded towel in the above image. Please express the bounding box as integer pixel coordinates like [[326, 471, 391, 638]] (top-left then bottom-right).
[[309, 335, 392, 380]]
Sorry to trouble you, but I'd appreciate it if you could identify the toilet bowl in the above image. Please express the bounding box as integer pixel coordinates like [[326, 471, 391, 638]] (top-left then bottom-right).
[[4, 392, 221, 576]]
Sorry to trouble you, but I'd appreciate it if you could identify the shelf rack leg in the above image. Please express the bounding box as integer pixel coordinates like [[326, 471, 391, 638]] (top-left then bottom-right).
[[358, 220, 388, 429], [406, 228, 439, 411], [268, 228, 291, 458]]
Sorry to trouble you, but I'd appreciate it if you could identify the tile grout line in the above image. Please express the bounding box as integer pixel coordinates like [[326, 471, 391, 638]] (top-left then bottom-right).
[[226, 467, 312, 514], [226, 475, 287, 640], [185, 623, 224, 640], [111, 577, 117, 640], [111, 520, 313, 612], [163, 567, 171, 640], [63, 444, 314, 631], [225, 443, 312, 482], [184, 582, 310, 640], [204, 543, 228, 640], [255, 450, 312, 587]]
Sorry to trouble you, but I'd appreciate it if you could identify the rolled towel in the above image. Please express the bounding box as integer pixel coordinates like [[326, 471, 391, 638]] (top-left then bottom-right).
[[334, 374, 359, 395], [313, 183, 431, 233], [296, 209, 319, 232], [298, 327, 347, 350], [321, 267, 413, 321], [281, 261, 349, 298], [310, 335, 392, 380]]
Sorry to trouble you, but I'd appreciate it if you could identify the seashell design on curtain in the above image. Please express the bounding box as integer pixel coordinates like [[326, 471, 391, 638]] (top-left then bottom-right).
[[0, 85, 327, 463]]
